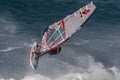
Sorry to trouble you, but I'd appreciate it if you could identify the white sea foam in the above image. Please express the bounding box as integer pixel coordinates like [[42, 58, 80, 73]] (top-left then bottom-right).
[[21, 74, 50, 80], [0, 46, 21, 52], [0, 42, 34, 53], [20, 55, 120, 80], [0, 78, 15, 80], [21, 66, 120, 80]]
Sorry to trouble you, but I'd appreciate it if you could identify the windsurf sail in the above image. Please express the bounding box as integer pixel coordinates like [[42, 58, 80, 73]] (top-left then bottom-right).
[[40, 1, 96, 53]]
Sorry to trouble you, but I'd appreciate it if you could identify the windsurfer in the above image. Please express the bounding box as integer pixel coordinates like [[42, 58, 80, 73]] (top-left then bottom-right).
[[33, 43, 61, 56]]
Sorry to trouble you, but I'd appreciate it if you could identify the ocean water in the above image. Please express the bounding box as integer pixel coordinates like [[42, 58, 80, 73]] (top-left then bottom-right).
[[0, 0, 120, 80]]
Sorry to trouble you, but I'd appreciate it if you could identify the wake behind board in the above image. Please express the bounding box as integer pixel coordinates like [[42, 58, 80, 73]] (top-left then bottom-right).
[[30, 42, 39, 69]]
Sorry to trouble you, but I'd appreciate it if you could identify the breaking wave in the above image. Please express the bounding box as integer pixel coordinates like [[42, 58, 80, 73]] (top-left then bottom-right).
[[1, 55, 120, 80]]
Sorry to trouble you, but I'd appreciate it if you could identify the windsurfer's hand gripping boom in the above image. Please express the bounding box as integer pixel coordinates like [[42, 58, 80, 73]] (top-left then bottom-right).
[[35, 42, 61, 57]]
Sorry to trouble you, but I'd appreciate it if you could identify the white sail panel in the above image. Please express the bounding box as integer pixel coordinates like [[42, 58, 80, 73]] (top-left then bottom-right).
[[64, 1, 96, 38]]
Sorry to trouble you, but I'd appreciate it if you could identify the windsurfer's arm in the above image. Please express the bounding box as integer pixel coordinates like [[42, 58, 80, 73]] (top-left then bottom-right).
[[38, 50, 50, 57]]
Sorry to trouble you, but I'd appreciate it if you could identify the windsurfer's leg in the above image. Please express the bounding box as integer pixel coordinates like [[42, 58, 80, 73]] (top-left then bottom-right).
[[34, 43, 41, 55]]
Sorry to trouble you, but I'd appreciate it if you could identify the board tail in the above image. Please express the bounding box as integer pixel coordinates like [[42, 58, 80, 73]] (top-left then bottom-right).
[[30, 42, 40, 69]]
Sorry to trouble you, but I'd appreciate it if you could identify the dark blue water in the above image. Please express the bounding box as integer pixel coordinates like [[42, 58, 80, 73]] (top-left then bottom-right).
[[0, 0, 120, 80]]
